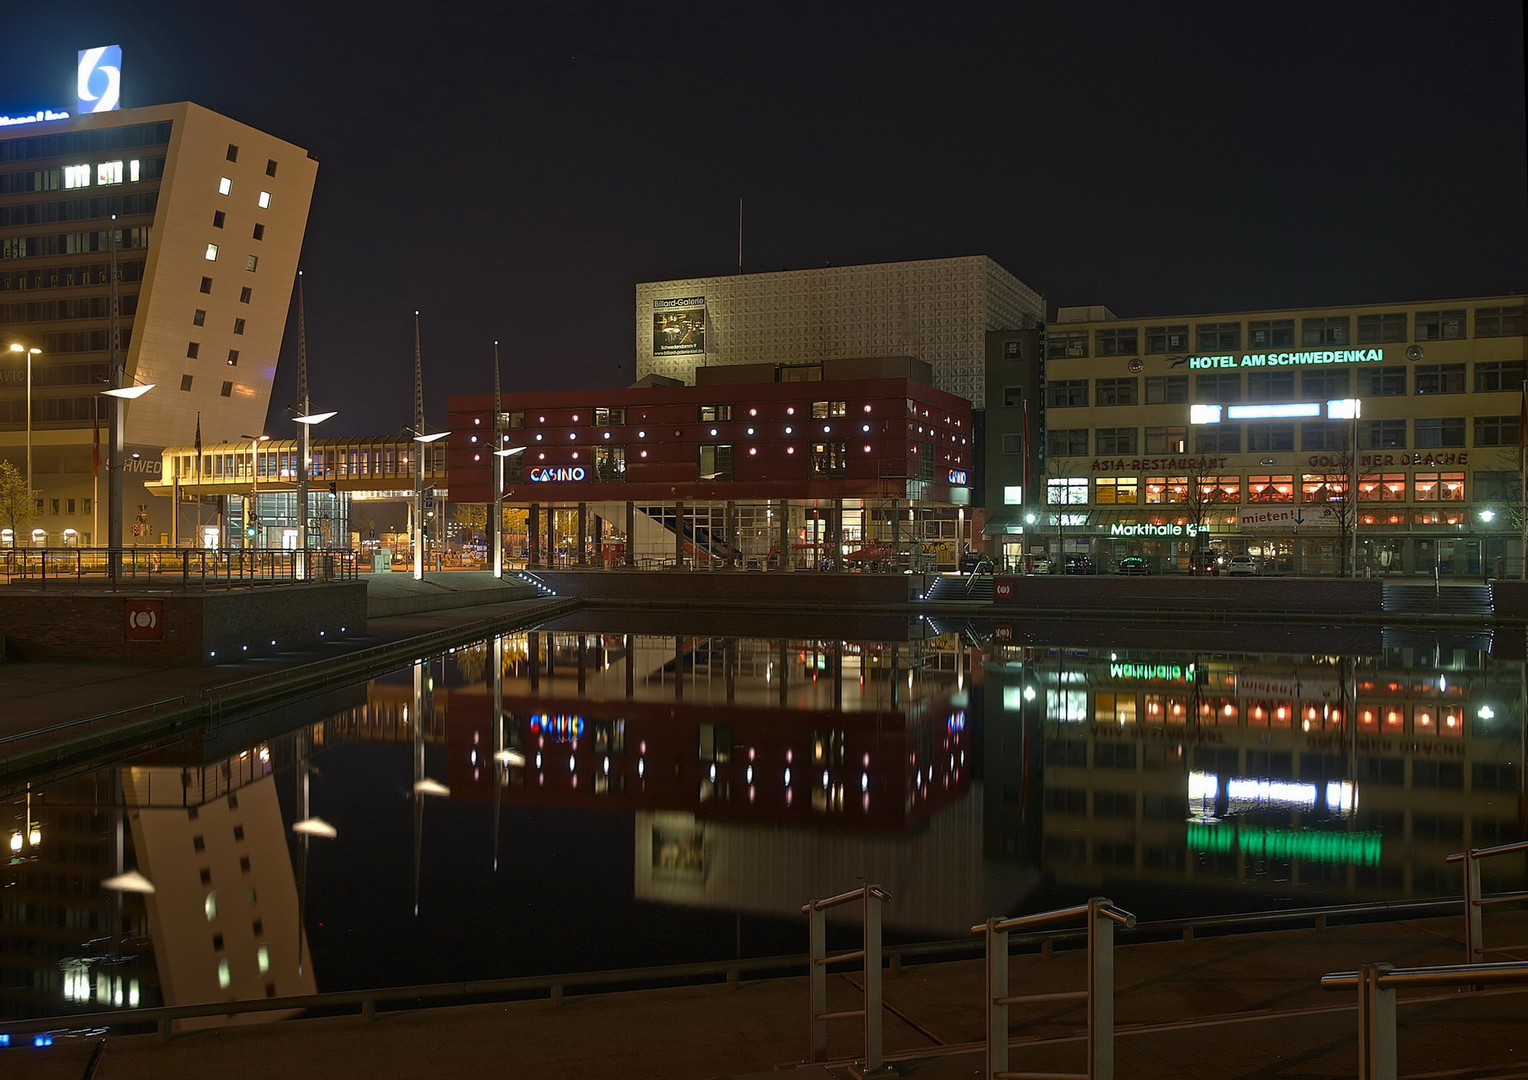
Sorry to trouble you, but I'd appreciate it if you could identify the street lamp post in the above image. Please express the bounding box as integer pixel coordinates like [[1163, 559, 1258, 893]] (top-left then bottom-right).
[[100, 378, 155, 581], [293, 409, 336, 579], [242, 433, 269, 547], [1328, 398, 1362, 577], [411, 430, 449, 580], [493, 446, 526, 578], [7, 344, 39, 508]]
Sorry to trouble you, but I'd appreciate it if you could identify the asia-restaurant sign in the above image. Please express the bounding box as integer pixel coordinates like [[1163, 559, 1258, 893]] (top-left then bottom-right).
[[993, 578, 1015, 601], [124, 599, 163, 640]]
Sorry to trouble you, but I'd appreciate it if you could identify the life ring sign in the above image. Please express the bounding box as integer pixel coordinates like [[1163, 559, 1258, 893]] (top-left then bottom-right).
[[124, 599, 164, 640]]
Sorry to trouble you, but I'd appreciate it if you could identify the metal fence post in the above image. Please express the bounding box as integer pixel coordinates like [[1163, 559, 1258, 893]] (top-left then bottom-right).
[[1462, 850, 1484, 964], [984, 917, 1008, 1080], [863, 887, 885, 1076], [1357, 963, 1396, 1080], [1088, 897, 1116, 1080], [808, 902, 828, 1063]]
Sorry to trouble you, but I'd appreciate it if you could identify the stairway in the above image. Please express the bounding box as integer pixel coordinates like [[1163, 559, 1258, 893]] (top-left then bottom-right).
[[923, 574, 995, 603], [1380, 583, 1494, 617]]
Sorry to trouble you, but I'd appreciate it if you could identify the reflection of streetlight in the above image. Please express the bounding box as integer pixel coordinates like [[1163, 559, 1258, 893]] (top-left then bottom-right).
[[413, 778, 450, 797], [7, 344, 39, 505], [242, 434, 270, 548], [101, 870, 155, 894], [492, 446, 526, 578], [292, 817, 338, 838]]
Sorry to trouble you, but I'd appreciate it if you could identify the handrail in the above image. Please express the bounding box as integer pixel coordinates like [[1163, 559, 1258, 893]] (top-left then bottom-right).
[[1445, 840, 1528, 964], [1, 546, 360, 589], [804, 883, 892, 1075], [1321, 960, 1528, 1080]]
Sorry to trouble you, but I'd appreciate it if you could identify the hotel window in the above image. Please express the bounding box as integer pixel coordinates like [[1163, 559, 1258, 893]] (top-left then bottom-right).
[[1196, 322, 1240, 350], [594, 406, 625, 425], [1302, 316, 1349, 345], [810, 442, 847, 475], [1476, 360, 1526, 392], [1051, 331, 1088, 358], [1095, 377, 1138, 405], [204, 243, 218, 261], [1095, 427, 1137, 454], [1195, 426, 1240, 453], [227, 350, 239, 366], [213, 210, 225, 229], [1414, 417, 1466, 448], [1301, 421, 1348, 451], [698, 403, 733, 421], [810, 400, 847, 418], [1095, 476, 1138, 504], [1474, 415, 1520, 447], [187, 342, 200, 358], [1045, 379, 1088, 407], [200, 276, 213, 294], [1301, 368, 1349, 397], [1047, 477, 1088, 505], [1357, 313, 1407, 343], [1247, 319, 1295, 347], [220, 381, 232, 397], [1145, 374, 1188, 403], [63, 163, 91, 189], [245, 255, 258, 272], [1415, 309, 1466, 340], [1246, 422, 1295, 452], [1359, 419, 1407, 449], [258, 191, 271, 209], [1414, 364, 1465, 394], [226, 144, 239, 162], [698, 444, 733, 480], [1302, 475, 1347, 503], [218, 177, 232, 195], [1475, 305, 1525, 337], [1145, 425, 1186, 453], [252, 223, 264, 241], [1145, 477, 1187, 504], [1095, 328, 1138, 356], [233, 318, 245, 335], [1048, 428, 1088, 456], [1247, 475, 1295, 502], [1246, 370, 1295, 401], [1195, 372, 1241, 402], [1364, 366, 1406, 396], [1414, 472, 1466, 501], [193, 309, 206, 326], [180, 374, 193, 391], [1145, 325, 1189, 353], [266, 159, 278, 177], [239, 286, 252, 303], [1002, 385, 1024, 407]]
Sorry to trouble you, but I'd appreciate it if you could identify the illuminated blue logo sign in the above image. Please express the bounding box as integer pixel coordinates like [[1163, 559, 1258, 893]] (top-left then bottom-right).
[[0, 108, 69, 128], [77, 45, 122, 114], [528, 466, 587, 482], [947, 469, 968, 485]]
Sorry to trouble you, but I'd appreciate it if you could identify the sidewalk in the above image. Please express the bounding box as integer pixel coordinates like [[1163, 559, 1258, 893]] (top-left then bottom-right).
[[7, 912, 1526, 1079]]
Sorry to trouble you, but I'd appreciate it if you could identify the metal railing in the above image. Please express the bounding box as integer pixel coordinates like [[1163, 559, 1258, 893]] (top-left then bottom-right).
[[1446, 839, 1528, 965], [973, 898, 1136, 1080], [1321, 960, 1528, 1080], [803, 883, 893, 1076], [0, 546, 359, 587]]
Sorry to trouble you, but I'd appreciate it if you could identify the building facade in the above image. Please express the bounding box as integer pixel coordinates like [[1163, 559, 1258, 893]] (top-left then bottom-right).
[[986, 297, 1528, 576], [0, 102, 317, 547]]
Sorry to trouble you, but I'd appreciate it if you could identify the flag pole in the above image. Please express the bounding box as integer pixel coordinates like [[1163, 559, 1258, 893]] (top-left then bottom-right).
[[1519, 378, 1526, 579]]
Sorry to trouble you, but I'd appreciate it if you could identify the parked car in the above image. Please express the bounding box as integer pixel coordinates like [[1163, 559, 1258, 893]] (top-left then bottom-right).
[[1189, 549, 1227, 575], [1116, 556, 1152, 575], [1227, 554, 1266, 576], [1063, 553, 1097, 575], [1028, 555, 1053, 574], [959, 549, 994, 574]]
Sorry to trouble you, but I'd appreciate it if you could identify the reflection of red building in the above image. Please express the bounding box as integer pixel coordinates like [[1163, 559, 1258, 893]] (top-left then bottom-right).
[[442, 693, 970, 832]]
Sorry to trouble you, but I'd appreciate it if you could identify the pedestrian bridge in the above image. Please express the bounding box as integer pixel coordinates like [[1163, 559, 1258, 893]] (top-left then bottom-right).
[[142, 436, 448, 498]]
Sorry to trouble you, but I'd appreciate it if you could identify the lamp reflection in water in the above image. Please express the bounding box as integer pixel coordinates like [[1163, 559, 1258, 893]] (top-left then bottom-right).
[[291, 728, 335, 978], [412, 656, 452, 914]]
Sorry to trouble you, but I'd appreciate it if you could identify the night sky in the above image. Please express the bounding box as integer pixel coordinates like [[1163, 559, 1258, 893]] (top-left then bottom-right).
[[3, 1, 1524, 437]]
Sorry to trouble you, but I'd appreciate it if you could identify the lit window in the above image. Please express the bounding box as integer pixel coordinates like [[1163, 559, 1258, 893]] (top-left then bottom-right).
[[63, 164, 90, 189], [219, 177, 232, 196], [205, 243, 219, 261], [245, 255, 258, 272], [258, 191, 271, 209], [217, 958, 231, 988], [256, 945, 270, 973], [129, 159, 140, 182], [96, 160, 123, 185]]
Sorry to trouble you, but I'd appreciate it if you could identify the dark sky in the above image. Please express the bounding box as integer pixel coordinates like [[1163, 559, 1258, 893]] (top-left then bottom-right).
[[4, 1, 1524, 436]]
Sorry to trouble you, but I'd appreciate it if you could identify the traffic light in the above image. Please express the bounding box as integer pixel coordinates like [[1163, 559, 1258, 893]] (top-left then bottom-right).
[[328, 481, 337, 495], [245, 524, 256, 540]]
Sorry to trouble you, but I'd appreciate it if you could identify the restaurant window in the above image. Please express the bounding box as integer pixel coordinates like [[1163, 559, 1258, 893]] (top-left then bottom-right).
[[1302, 368, 1350, 397], [1475, 305, 1525, 337], [1415, 309, 1466, 340], [1414, 363, 1465, 394], [1359, 419, 1407, 450], [1357, 313, 1407, 343], [1095, 377, 1138, 405], [1247, 319, 1295, 347], [1357, 473, 1407, 501], [1247, 475, 1295, 503], [1475, 415, 1520, 447], [810, 441, 847, 475], [698, 444, 733, 480], [594, 407, 625, 425], [1046, 379, 1088, 407], [1414, 417, 1466, 448], [1095, 476, 1138, 504], [1302, 316, 1349, 345], [1095, 328, 1138, 356], [1194, 426, 1240, 453], [1047, 477, 1089, 505], [1196, 322, 1240, 350], [1094, 427, 1137, 454], [1144, 477, 1186, 504], [1048, 428, 1089, 456], [1301, 475, 1347, 503], [1247, 422, 1295, 452], [1195, 372, 1241, 402], [1145, 374, 1189, 403], [1202, 476, 1241, 503], [810, 400, 847, 418], [1145, 325, 1189, 353], [1247, 370, 1295, 401], [698, 404, 733, 422], [1145, 425, 1186, 453], [1301, 421, 1348, 451], [1475, 360, 1527, 392], [1364, 366, 1407, 396], [1414, 473, 1466, 501]]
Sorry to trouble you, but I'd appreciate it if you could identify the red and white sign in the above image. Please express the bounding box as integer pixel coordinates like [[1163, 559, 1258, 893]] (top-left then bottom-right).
[[993, 623, 1014, 643], [124, 599, 163, 640], [994, 578, 1015, 601]]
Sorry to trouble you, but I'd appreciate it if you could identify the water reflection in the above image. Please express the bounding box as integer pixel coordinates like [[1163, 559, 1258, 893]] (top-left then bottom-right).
[[2, 617, 1524, 1023]]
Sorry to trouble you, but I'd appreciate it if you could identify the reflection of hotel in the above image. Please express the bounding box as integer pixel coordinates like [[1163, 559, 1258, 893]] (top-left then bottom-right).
[[985, 297, 1527, 574], [986, 642, 1526, 903]]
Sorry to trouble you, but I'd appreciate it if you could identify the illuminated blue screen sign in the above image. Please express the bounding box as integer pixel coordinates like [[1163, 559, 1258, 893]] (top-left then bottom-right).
[[77, 45, 122, 114]]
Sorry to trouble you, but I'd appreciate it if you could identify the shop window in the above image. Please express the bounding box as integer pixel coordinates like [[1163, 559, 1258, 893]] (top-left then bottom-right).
[[1046, 478, 1088, 505], [1145, 375, 1188, 403], [1048, 428, 1088, 455], [1475, 360, 1526, 392], [1357, 313, 1407, 343], [1196, 322, 1240, 350], [1475, 305, 1525, 337], [1095, 328, 1138, 356], [1414, 417, 1465, 448], [1195, 372, 1241, 402], [1095, 377, 1138, 405], [1247, 319, 1295, 347], [1094, 427, 1137, 454], [1474, 415, 1520, 447], [1301, 316, 1349, 345], [1145, 426, 1186, 453], [1045, 379, 1088, 407], [1094, 476, 1138, 504], [1145, 325, 1189, 353], [1415, 309, 1465, 340], [1247, 475, 1294, 502]]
